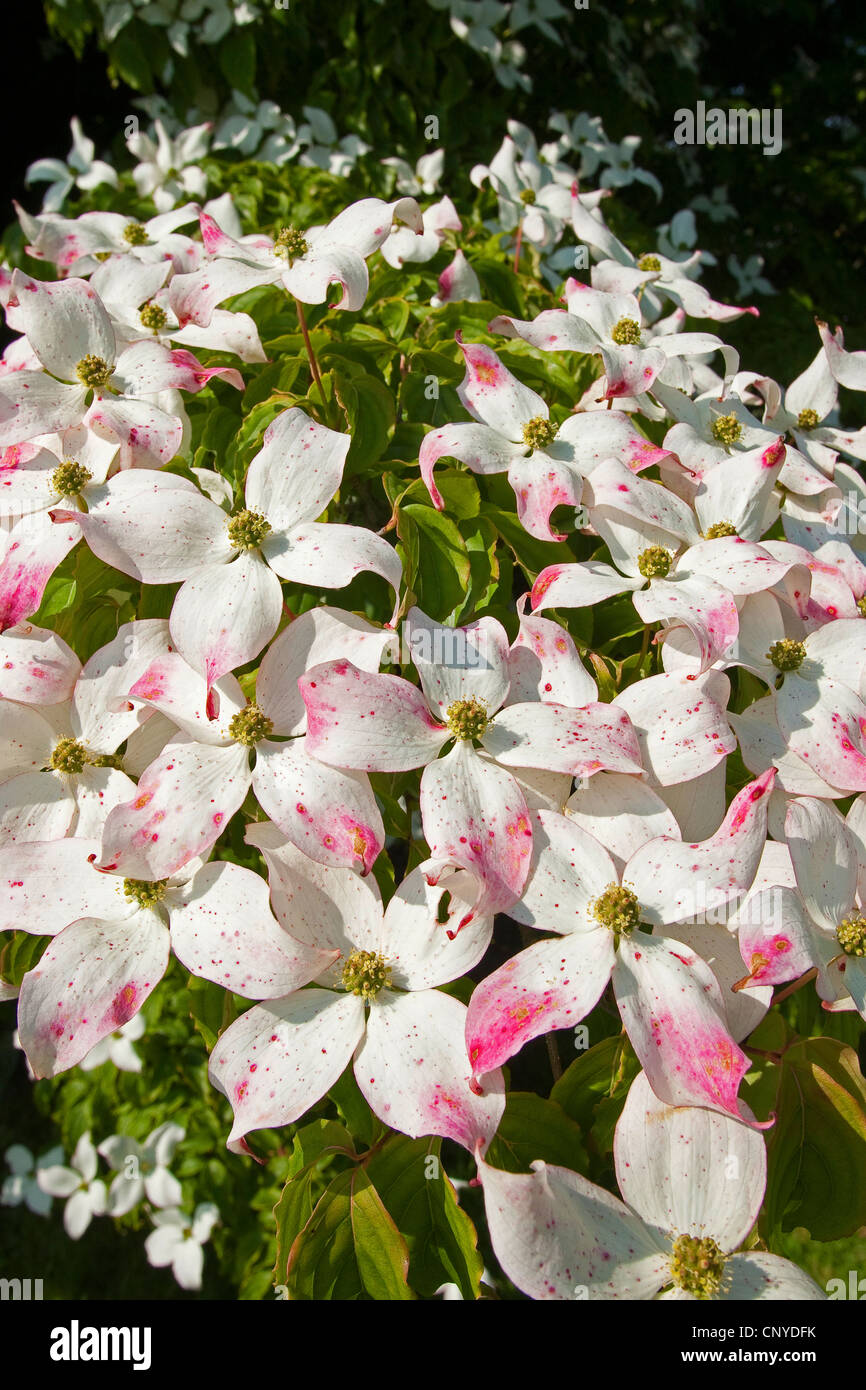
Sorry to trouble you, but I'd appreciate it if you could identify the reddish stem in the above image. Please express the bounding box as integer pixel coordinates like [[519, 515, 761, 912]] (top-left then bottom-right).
[[513, 220, 523, 274], [772, 967, 818, 1005], [295, 298, 328, 421]]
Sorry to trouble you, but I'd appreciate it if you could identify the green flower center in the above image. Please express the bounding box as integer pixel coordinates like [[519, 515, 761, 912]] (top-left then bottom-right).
[[342, 949, 391, 1000], [710, 412, 743, 446], [590, 883, 641, 945], [445, 697, 489, 742], [702, 521, 738, 539], [49, 737, 90, 774], [228, 703, 274, 747], [637, 253, 661, 272], [610, 316, 642, 346], [76, 355, 113, 389], [766, 638, 806, 672], [274, 225, 310, 262], [836, 915, 866, 957], [521, 415, 557, 451], [797, 407, 820, 431], [669, 1234, 728, 1300], [51, 459, 92, 498], [519, 188, 537, 205], [123, 878, 167, 909], [122, 222, 149, 246], [227, 509, 272, 551], [637, 545, 673, 580], [858, 597, 866, 618], [139, 303, 167, 332]]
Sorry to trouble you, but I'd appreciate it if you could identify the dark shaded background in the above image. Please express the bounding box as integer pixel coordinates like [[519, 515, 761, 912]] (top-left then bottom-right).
[[7, 0, 866, 388]]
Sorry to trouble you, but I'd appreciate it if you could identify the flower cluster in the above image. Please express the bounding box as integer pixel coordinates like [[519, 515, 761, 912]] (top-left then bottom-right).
[[26, 104, 381, 218], [2, 106, 865, 1301], [1, 1128, 217, 1288]]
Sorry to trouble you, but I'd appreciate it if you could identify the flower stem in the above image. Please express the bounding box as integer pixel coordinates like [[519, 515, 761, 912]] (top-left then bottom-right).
[[545, 1032, 563, 1083], [295, 297, 329, 423], [513, 220, 523, 274], [772, 966, 818, 1005]]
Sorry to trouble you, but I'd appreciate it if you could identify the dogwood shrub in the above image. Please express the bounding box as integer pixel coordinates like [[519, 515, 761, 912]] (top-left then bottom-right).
[[1, 104, 865, 1301]]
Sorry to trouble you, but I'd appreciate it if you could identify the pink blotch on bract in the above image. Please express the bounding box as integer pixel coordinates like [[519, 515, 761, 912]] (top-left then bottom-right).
[[726, 769, 774, 830], [652, 1010, 748, 1115], [0, 446, 22, 472], [531, 566, 562, 609], [109, 982, 139, 1028], [761, 438, 785, 469], [468, 983, 563, 1076]]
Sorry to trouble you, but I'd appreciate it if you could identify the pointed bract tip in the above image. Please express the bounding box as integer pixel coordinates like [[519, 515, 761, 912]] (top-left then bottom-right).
[[747, 1109, 776, 1131]]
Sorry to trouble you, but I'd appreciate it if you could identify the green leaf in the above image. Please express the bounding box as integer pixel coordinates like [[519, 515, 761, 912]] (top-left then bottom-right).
[[496, 344, 591, 406], [471, 257, 525, 317], [241, 357, 303, 410], [0, 931, 51, 988], [36, 575, 77, 618], [481, 501, 574, 578], [397, 503, 471, 619], [745, 1010, 794, 1054], [407, 349, 463, 382], [136, 582, 179, 622], [586, 651, 616, 702], [284, 1166, 412, 1299], [379, 298, 411, 340], [284, 1167, 361, 1299], [287, 1118, 355, 1176], [186, 975, 236, 1052], [486, 1091, 588, 1175], [351, 1170, 414, 1299], [329, 1064, 382, 1147], [232, 397, 296, 478], [762, 1037, 866, 1243], [365, 1135, 483, 1298], [34, 544, 136, 661], [273, 1165, 320, 1288], [201, 403, 241, 456], [456, 514, 500, 622], [388, 467, 480, 521], [592, 592, 647, 652], [218, 28, 256, 94], [109, 26, 154, 90], [273, 1120, 355, 1286], [335, 371, 395, 476], [552, 1034, 637, 1131], [367, 771, 413, 838]]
